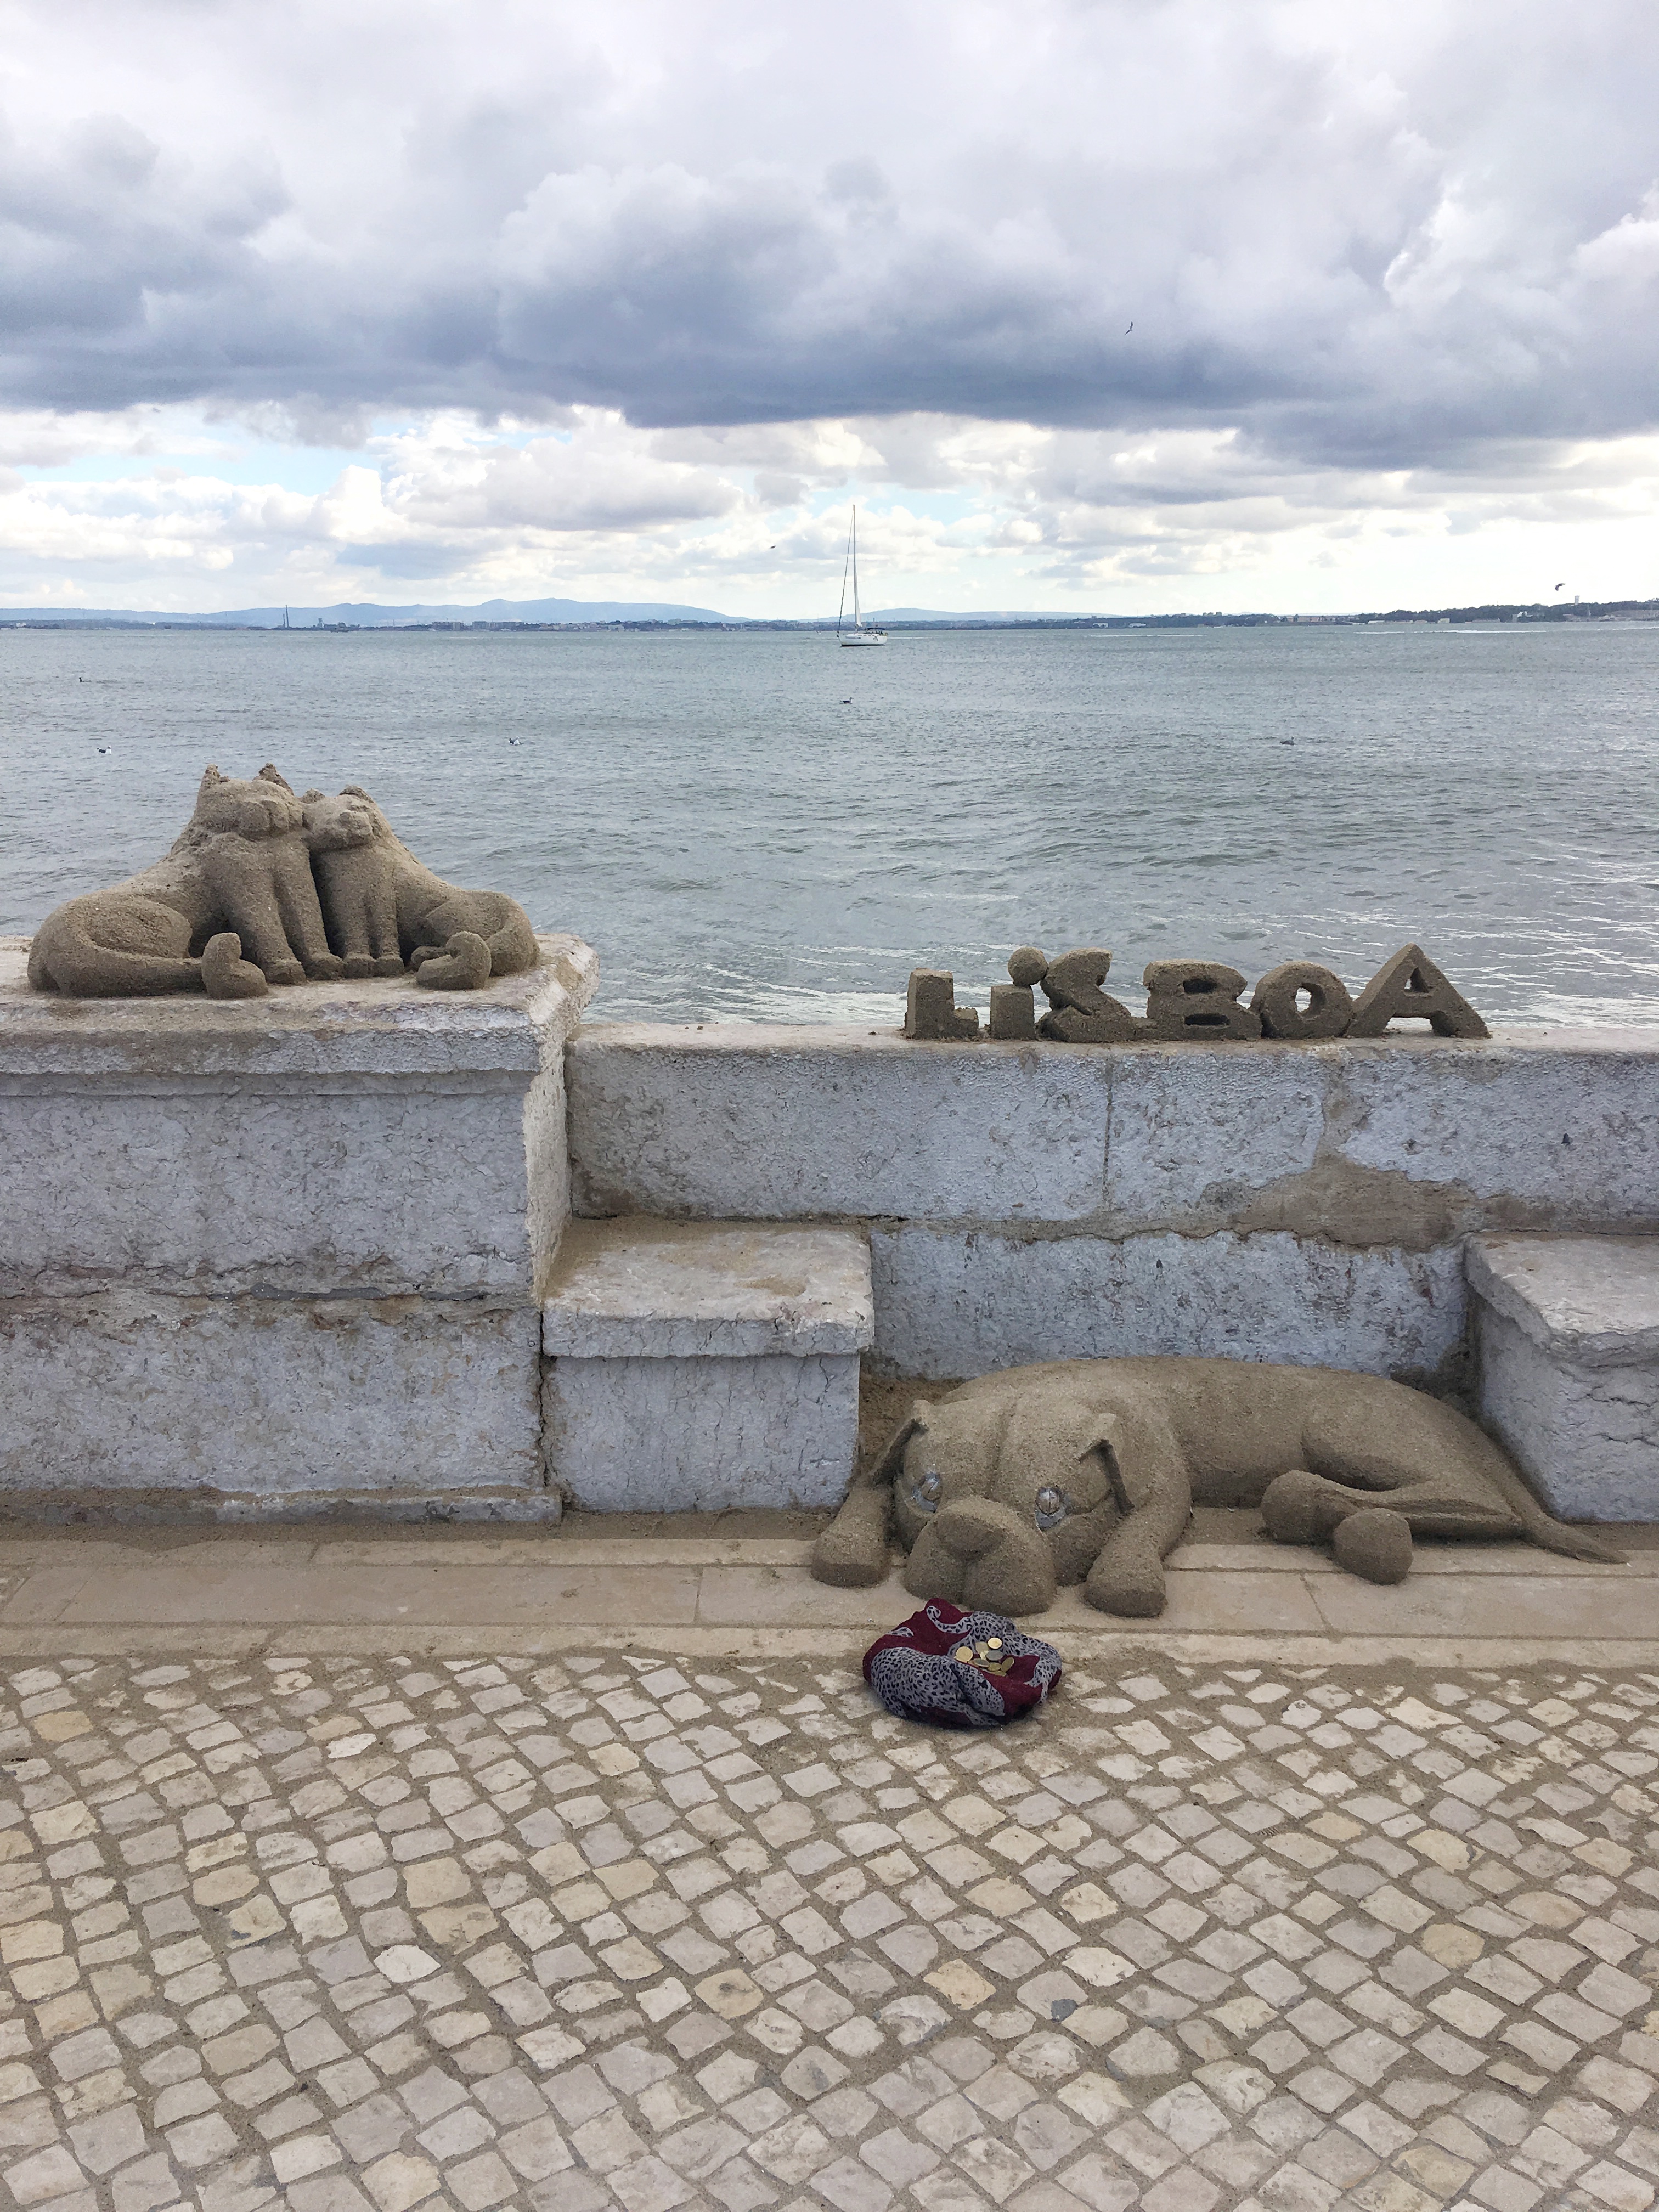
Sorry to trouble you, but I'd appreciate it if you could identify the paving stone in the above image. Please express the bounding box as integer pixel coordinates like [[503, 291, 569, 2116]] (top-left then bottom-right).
[[2, 1654, 1659, 2211]]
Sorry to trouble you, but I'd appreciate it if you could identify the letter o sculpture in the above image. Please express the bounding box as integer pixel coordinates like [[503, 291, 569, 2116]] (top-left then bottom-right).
[[1250, 961, 1355, 1040]]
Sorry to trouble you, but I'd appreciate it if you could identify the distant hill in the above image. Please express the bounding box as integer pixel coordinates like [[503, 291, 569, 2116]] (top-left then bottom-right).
[[0, 595, 735, 627]]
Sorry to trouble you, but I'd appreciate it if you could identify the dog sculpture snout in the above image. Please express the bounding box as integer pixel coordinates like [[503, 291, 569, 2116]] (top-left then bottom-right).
[[905, 1498, 1058, 1618]]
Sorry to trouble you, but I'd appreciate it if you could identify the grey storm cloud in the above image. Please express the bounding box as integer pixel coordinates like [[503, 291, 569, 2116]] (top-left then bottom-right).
[[3, 0, 1658, 469]]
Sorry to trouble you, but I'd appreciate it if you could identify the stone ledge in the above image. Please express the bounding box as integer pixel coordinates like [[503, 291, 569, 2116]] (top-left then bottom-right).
[[544, 1351, 860, 1513], [1468, 1233, 1659, 1365], [542, 1217, 873, 1358], [568, 1021, 1659, 1242], [1471, 1235, 1659, 1522], [0, 935, 596, 1301], [0, 932, 598, 1079]]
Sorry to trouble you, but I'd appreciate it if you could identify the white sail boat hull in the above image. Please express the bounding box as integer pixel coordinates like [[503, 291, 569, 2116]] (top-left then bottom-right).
[[838, 629, 886, 646]]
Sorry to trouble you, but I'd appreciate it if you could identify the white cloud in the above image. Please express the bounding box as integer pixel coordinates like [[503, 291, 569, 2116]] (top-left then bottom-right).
[[0, 0, 1655, 610], [2, 402, 1658, 615], [0, 0, 1655, 458]]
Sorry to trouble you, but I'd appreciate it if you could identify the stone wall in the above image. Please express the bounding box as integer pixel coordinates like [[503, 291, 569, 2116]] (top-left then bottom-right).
[[4, 971, 1655, 1516], [566, 1023, 1659, 1388], [0, 935, 597, 1516]]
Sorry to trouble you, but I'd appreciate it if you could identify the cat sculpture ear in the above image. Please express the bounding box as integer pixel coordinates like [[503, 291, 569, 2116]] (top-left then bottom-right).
[[300, 789, 326, 805], [258, 765, 295, 792], [341, 785, 375, 802], [199, 764, 225, 792], [810, 1408, 928, 1589]]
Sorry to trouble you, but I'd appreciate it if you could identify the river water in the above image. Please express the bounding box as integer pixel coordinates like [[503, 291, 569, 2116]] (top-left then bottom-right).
[[3, 620, 1656, 1025]]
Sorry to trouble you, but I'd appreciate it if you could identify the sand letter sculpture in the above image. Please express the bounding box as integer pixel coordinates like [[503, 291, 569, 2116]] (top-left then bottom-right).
[[813, 1356, 1621, 1618], [27, 766, 539, 998], [918, 944, 1488, 1042]]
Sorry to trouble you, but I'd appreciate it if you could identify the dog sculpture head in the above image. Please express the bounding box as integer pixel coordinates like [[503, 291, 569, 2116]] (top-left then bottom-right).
[[879, 1382, 1124, 1616]]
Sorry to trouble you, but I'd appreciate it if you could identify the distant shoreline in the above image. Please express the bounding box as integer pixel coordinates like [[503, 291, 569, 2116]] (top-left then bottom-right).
[[4, 597, 1658, 634]]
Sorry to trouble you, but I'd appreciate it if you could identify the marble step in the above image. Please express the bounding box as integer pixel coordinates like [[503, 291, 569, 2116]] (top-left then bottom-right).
[[542, 1218, 873, 1512], [1469, 1233, 1659, 1520]]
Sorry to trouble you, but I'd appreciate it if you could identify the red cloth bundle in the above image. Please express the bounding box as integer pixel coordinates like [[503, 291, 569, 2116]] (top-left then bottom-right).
[[862, 1601, 1063, 1729]]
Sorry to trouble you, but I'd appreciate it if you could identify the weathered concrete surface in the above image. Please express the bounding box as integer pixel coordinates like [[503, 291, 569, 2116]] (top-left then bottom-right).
[[0, 934, 598, 1299], [0, 1084, 550, 1300], [545, 1350, 860, 1510], [543, 1217, 873, 1359], [1329, 1034, 1659, 1231], [1102, 1046, 1327, 1226], [1471, 1234, 1659, 1520], [0, 1291, 546, 1513], [567, 1025, 1112, 1221], [869, 1226, 1466, 1381], [568, 1025, 1659, 1246]]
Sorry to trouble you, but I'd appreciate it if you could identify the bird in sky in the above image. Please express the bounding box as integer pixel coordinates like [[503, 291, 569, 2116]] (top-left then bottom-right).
[[1125, 321, 1134, 334], [1555, 582, 1566, 591]]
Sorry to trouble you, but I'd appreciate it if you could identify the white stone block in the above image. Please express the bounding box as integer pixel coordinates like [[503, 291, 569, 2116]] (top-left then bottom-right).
[[1103, 1045, 1328, 1228], [567, 1025, 1110, 1222], [543, 1219, 873, 1358], [542, 1218, 872, 1510], [1331, 1031, 1659, 1224], [0, 935, 597, 1298], [545, 1353, 860, 1513], [1470, 1234, 1659, 1520], [0, 1293, 546, 1516], [868, 1226, 1466, 1381], [570, 1023, 1659, 1244]]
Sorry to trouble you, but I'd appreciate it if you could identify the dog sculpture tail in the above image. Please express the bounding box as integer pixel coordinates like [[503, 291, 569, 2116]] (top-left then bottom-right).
[[1479, 1444, 1627, 1564]]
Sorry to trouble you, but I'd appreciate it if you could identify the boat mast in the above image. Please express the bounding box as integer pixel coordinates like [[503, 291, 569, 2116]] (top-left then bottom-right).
[[851, 507, 860, 631]]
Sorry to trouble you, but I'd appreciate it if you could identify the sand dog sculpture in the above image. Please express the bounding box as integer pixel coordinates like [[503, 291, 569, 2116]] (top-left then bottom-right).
[[907, 943, 1489, 1041], [814, 1357, 1621, 1618], [27, 766, 538, 998]]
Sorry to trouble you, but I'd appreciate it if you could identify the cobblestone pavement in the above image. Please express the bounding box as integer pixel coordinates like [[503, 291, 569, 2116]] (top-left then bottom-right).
[[2, 1651, 1657, 2212]]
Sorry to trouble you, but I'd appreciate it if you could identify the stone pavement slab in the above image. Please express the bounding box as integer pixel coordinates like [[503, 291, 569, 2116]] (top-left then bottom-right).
[[2, 1523, 1658, 1666], [0, 1647, 1656, 2212]]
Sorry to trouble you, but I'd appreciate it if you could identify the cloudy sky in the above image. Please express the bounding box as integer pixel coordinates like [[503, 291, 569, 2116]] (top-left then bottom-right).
[[3, 0, 1657, 616]]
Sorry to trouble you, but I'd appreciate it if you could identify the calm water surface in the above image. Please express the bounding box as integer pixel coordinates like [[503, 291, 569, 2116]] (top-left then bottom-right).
[[3, 623, 1656, 1025]]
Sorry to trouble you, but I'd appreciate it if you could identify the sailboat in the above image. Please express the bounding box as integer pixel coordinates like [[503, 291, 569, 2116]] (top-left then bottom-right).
[[837, 506, 887, 646]]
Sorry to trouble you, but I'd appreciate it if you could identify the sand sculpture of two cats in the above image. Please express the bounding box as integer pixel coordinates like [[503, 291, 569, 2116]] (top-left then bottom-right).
[[27, 765, 538, 998]]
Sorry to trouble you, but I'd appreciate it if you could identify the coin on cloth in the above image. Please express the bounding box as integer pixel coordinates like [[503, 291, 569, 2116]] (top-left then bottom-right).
[[864, 1600, 1063, 1729]]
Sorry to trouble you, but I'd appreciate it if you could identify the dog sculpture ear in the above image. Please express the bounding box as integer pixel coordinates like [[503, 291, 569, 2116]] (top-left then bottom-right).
[[1082, 1436, 1131, 1513], [810, 1410, 926, 1590], [866, 1408, 927, 1493]]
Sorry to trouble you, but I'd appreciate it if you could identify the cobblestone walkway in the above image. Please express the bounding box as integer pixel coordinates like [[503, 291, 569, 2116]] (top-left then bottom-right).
[[2, 1652, 1657, 2212]]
